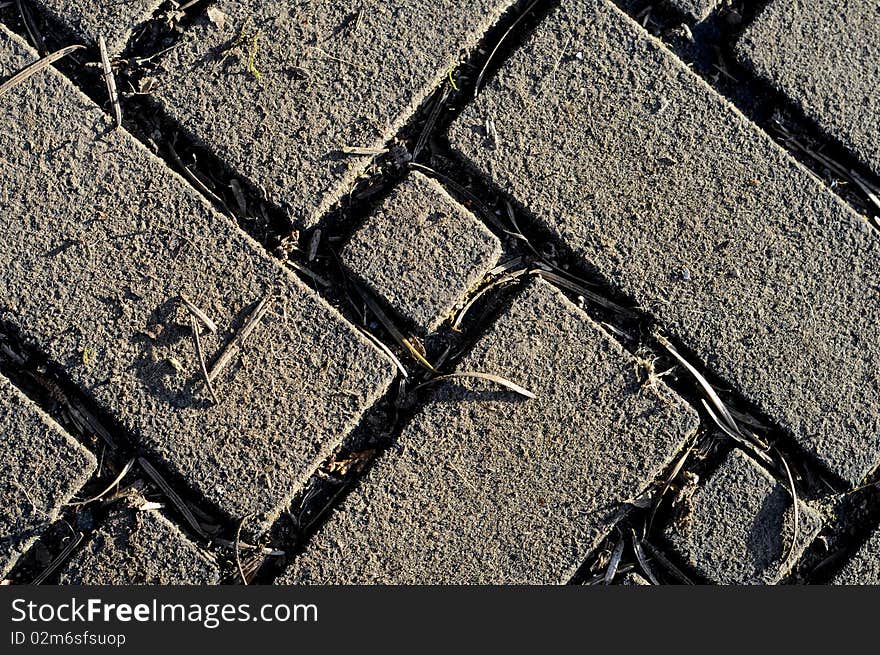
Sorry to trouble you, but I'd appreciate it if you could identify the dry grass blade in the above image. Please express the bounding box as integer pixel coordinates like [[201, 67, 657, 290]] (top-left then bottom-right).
[[412, 85, 449, 160], [357, 327, 408, 378], [452, 268, 528, 330], [137, 457, 208, 539], [341, 145, 388, 156], [67, 457, 135, 506], [474, 0, 540, 98], [604, 537, 625, 585], [15, 0, 47, 56], [190, 316, 219, 405], [532, 269, 632, 315], [776, 449, 800, 569], [850, 170, 880, 212], [179, 293, 218, 333], [98, 35, 121, 129], [31, 531, 83, 585], [355, 284, 436, 372], [630, 529, 659, 585], [701, 399, 772, 464], [640, 540, 694, 585], [208, 293, 273, 382], [413, 371, 535, 399], [656, 334, 739, 435], [288, 260, 331, 287], [0, 44, 84, 96], [647, 446, 692, 531], [235, 514, 253, 586]]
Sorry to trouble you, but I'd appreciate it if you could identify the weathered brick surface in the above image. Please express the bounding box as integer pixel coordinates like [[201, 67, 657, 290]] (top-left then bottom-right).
[[449, 0, 880, 486], [738, 0, 880, 177], [0, 27, 394, 524], [0, 374, 96, 578], [280, 281, 698, 584], [151, 0, 517, 228], [665, 0, 719, 22], [59, 501, 219, 584], [832, 526, 880, 585], [663, 449, 822, 584], [30, 0, 161, 53], [342, 171, 501, 333]]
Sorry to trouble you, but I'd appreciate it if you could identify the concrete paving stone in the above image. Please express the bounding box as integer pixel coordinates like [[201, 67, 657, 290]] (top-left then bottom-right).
[[151, 0, 517, 228], [29, 0, 162, 53], [832, 526, 880, 585], [0, 374, 96, 578], [448, 0, 880, 486], [665, 0, 720, 22], [663, 449, 822, 584], [342, 171, 502, 333], [59, 501, 219, 584], [0, 27, 395, 524], [737, 0, 880, 177], [280, 280, 699, 584]]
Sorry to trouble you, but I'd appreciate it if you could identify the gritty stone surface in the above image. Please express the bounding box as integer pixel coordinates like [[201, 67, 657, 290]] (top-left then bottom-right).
[[665, 0, 719, 21], [30, 0, 161, 53], [0, 374, 96, 578], [151, 0, 517, 228], [449, 0, 880, 486], [280, 281, 699, 584], [832, 526, 880, 585], [664, 449, 822, 584], [0, 27, 395, 524], [342, 172, 501, 333], [60, 501, 219, 584], [737, 0, 880, 177]]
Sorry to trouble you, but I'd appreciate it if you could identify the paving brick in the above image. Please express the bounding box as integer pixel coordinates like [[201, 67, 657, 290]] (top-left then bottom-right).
[[59, 500, 219, 584], [832, 526, 880, 585], [342, 171, 502, 333], [448, 0, 880, 486], [665, 0, 719, 22], [280, 280, 698, 584], [737, 0, 880, 177], [0, 374, 96, 578], [0, 27, 395, 524], [151, 0, 517, 228], [663, 449, 822, 584], [30, 0, 161, 53]]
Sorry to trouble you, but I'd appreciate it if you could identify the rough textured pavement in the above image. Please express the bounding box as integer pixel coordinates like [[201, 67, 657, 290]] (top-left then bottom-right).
[[737, 0, 880, 177], [0, 27, 394, 523], [59, 501, 219, 584], [664, 449, 822, 585], [342, 171, 502, 333], [151, 0, 518, 227], [31, 0, 161, 53], [832, 527, 880, 585], [281, 281, 698, 584], [0, 374, 96, 578], [449, 0, 880, 487]]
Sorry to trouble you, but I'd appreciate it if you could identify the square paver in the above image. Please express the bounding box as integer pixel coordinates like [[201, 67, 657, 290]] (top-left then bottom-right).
[[342, 171, 502, 333], [663, 449, 822, 584]]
